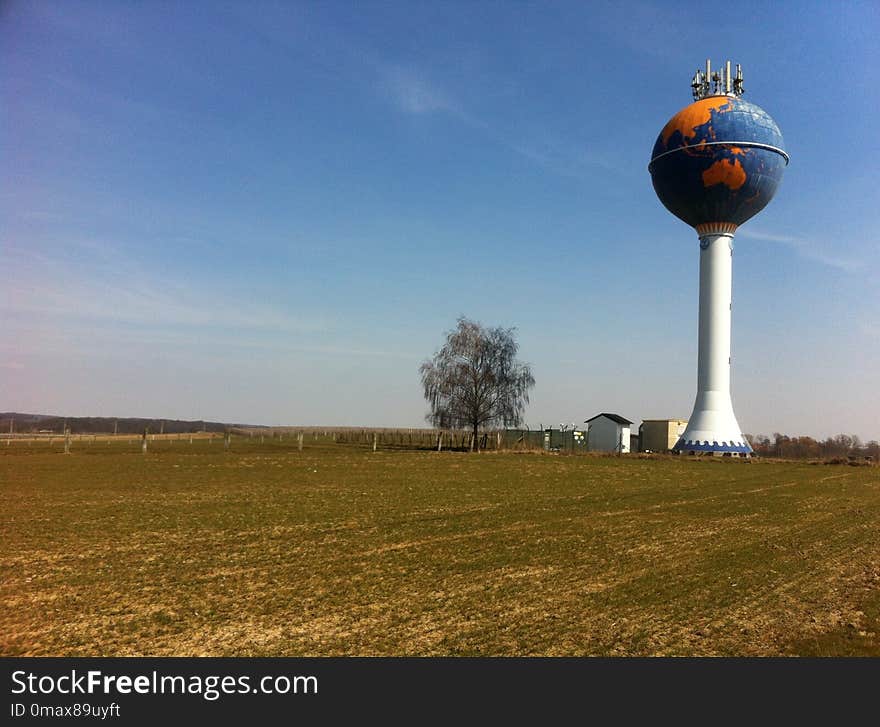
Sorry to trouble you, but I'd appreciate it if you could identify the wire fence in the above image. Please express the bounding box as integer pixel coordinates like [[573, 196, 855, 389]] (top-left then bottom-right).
[[0, 427, 581, 453]]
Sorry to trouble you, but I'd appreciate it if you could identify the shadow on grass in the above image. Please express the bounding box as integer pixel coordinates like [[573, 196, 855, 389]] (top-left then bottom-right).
[[785, 585, 880, 656]]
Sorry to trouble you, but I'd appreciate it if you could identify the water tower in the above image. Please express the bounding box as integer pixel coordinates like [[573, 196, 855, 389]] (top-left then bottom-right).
[[649, 61, 788, 455]]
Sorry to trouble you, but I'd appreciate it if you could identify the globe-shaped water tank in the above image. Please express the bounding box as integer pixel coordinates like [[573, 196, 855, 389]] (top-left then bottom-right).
[[649, 96, 788, 229]]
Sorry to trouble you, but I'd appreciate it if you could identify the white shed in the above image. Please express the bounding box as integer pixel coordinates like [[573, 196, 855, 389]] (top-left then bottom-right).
[[585, 413, 633, 453]]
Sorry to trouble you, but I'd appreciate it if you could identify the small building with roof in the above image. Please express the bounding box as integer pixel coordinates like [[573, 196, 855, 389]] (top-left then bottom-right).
[[639, 419, 688, 453], [584, 413, 633, 453]]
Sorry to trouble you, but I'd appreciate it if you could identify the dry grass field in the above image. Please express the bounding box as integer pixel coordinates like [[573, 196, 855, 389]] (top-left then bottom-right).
[[2, 437, 878, 656]]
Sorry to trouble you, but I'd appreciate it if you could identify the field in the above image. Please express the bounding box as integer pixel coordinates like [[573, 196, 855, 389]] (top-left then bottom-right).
[[2, 437, 879, 656]]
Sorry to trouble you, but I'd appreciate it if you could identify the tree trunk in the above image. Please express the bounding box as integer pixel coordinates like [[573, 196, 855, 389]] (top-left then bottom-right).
[[472, 422, 479, 452]]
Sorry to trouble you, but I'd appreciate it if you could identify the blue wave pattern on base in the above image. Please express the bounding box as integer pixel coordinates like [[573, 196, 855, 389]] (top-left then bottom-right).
[[673, 439, 753, 454]]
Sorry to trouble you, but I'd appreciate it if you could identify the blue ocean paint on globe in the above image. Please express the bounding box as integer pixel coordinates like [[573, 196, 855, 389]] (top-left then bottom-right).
[[649, 96, 788, 230]]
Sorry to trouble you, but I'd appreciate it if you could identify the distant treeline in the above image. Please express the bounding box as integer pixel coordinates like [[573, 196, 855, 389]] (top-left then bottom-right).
[[746, 433, 879, 461], [0, 413, 236, 435]]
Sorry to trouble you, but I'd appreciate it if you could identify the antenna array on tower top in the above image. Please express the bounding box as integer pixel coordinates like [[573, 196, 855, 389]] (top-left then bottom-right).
[[691, 60, 744, 101]]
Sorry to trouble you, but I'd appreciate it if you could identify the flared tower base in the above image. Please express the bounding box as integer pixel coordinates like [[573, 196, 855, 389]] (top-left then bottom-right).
[[672, 397, 752, 456]]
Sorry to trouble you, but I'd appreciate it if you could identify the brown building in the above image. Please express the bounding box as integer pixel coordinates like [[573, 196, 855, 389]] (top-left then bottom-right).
[[639, 419, 688, 453]]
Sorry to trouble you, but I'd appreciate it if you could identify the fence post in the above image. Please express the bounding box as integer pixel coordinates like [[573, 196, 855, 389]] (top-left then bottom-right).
[[373, 432, 378, 452], [142, 428, 148, 455], [64, 428, 71, 455], [298, 432, 304, 451], [437, 432, 443, 452]]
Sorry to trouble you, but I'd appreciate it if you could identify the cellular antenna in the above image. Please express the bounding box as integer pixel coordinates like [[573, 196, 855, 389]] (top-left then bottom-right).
[[734, 63, 744, 96], [692, 59, 745, 100]]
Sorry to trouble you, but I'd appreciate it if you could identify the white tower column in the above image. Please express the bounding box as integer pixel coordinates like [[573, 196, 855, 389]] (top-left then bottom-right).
[[675, 232, 752, 454]]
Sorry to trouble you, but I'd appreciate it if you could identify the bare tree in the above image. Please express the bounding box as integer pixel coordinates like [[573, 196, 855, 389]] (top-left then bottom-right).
[[420, 317, 535, 451]]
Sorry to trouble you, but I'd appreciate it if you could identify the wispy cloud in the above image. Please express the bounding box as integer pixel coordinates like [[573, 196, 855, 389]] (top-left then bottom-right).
[[378, 62, 618, 179], [382, 66, 457, 115], [0, 237, 425, 368], [232, 6, 616, 180], [738, 229, 864, 273], [0, 321, 418, 362], [1, 240, 327, 334], [507, 135, 619, 176]]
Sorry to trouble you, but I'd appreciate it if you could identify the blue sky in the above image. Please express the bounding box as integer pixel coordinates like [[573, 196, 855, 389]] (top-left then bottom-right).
[[2, 0, 878, 440]]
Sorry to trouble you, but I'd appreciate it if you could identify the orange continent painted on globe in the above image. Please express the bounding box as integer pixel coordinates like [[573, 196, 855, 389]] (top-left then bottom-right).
[[701, 158, 746, 190], [660, 96, 731, 147]]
